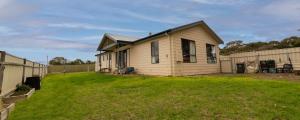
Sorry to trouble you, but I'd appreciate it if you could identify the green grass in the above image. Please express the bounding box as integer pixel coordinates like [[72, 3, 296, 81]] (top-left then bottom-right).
[[9, 72, 300, 120]]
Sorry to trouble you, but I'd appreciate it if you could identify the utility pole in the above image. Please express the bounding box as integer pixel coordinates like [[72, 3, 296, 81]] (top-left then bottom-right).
[[46, 55, 49, 66]]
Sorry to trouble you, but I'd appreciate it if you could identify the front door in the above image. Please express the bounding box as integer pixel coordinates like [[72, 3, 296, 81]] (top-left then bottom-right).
[[117, 50, 127, 69]]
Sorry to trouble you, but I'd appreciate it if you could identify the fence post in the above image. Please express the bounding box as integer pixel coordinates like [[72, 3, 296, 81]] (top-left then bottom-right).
[[231, 57, 234, 73], [22, 59, 26, 84], [32, 62, 35, 76], [0, 51, 6, 94], [38, 64, 41, 77]]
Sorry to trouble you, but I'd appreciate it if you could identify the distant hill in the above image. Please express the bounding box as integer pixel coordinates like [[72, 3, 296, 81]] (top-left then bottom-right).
[[220, 36, 300, 55]]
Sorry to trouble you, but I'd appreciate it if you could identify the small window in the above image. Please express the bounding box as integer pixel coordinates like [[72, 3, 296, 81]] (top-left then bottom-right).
[[151, 41, 159, 64], [181, 39, 196, 63], [206, 44, 217, 64]]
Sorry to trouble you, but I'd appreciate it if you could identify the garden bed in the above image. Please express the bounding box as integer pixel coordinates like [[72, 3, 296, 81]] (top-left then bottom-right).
[[0, 88, 35, 120], [0, 103, 15, 120], [2, 88, 35, 105]]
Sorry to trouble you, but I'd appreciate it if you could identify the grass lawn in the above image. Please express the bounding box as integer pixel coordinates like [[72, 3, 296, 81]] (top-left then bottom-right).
[[9, 72, 300, 120]]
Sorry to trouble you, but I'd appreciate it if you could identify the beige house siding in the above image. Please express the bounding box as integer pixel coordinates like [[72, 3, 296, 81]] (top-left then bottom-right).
[[170, 25, 221, 76], [96, 21, 223, 76], [99, 52, 112, 72], [95, 56, 100, 71], [129, 37, 171, 75]]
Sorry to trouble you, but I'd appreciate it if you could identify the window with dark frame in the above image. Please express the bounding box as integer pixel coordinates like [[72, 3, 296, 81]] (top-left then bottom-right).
[[151, 41, 159, 64], [206, 44, 217, 64], [181, 39, 196, 63]]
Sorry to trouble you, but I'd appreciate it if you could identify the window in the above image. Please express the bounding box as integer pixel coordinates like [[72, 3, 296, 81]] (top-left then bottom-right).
[[151, 41, 159, 64], [206, 44, 217, 64], [181, 39, 196, 63]]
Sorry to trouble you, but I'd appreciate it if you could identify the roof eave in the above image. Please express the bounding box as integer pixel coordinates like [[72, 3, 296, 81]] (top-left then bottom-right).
[[132, 20, 224, 44]]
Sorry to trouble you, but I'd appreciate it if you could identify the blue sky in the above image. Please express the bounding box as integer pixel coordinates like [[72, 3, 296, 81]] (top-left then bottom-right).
[[0, 0, 300, 63]]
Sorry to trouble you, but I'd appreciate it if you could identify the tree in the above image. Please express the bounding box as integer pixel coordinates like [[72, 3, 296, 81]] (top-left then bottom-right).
[[69, 59, 84, 65], [86, 60, 95, 64], [224, 40, 244, 49], [220, 36, 300, 55], [49, 57, 66, 65]]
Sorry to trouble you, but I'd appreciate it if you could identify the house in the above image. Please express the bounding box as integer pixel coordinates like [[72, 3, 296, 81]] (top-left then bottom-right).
[[49, 57, 67, 65], [95, 21, 224, 76]]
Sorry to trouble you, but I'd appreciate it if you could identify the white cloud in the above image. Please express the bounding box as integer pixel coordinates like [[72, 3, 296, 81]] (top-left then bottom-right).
[[37, 35, 101, 42], [119, 9, 188, 24], [0, 36, 94, 52], [190, 0, 253, 5], [262, 0, 300, 20], [0, 0, 36, 20], [47, 23, 145, 33], [0, 0, 10, 8], [0, 26, 19, 36]]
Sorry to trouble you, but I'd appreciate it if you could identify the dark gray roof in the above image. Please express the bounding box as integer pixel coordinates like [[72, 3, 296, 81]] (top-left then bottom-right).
[[98, 20, 224, 51], [134, 20, 224, 44]]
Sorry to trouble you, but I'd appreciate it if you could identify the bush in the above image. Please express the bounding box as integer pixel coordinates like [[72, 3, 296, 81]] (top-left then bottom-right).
[[16, 84, 31, 92]]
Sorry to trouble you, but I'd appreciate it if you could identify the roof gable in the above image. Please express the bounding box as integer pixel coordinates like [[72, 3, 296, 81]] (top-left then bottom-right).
[[97, 33, 140, 51]]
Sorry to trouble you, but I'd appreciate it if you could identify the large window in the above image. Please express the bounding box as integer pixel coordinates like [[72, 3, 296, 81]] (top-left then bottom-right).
[[206, 44, 217, 64], [151, 41, 159, 64], [181, 39, 196, 63]]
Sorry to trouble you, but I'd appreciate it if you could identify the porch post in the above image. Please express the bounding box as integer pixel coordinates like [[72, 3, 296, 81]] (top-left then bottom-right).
[[117, 43, 120, 74], [99, 53, 101, 72]]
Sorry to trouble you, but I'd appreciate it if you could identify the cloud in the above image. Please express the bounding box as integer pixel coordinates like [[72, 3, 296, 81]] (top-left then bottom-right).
[[261, 0, 300, 21], [0, 0, 36, 20], [0, 36, 95, 52], [37, 35, 101, 43], [119, 9, 188, 24], [47, 23, 145, 33], [190, 0, 253, 5], [0, 26, 19, 36]]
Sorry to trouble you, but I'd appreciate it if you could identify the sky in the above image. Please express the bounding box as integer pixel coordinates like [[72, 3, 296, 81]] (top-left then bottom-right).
[[0, 0, 300, 63]]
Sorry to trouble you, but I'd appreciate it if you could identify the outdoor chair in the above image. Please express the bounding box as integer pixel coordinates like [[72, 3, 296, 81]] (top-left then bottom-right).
[[283, 64, 293, 73]]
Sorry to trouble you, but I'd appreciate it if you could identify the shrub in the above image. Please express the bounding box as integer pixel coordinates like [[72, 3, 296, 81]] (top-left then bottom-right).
[[16, 84, 31, 92]]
